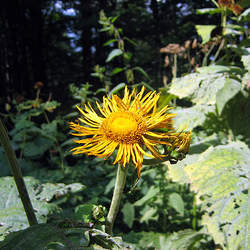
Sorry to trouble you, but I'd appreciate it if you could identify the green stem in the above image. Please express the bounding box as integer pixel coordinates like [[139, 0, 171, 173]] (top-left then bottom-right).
[[192, 195, 197, 230], [221, 9, 227, 36], [172, 54, 177, 81], [210, 38, 225, 65], [202, 43, 216, 67], [105, 164, 128, 235], [0, 119, 38, 226]]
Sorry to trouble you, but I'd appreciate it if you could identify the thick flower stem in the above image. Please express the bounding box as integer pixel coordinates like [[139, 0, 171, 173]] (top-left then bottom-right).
[[0, 119, 38, 226], [105, 164, 128, 235]]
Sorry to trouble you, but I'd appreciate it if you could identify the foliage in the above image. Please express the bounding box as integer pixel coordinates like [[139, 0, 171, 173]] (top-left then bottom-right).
[[0, 1, 249, 249], [168, 142, 250, 249], [0, 176, 84, 241], [0, 223, 126, 250]]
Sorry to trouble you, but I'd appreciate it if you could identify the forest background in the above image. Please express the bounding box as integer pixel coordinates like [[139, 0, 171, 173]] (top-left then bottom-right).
[[0, 0, 249, 249]]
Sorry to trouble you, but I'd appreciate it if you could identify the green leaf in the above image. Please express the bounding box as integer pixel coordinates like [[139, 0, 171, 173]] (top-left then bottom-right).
[[170, 66, 241, 109], [216, 78, 241, 115], [123, 231, 166, 249], [140, 207, 157, 223], [169, 66, 233, 101], [196, 8, 222, 15], [111, 67, 124, 76], [0, 223, 125, 249], [0, 177, 84, 240], [169, 73, 204, 99], [241, 55, 250, 89], [196, 65, 232, 74], [121, 202, 135, 228], [22, 137, 54, 157], [103, 39, 117, 46], [159, 229, 205, 250], [0, 150, 11, 177], [0, 223, 90, 249], [104, 178, 115, 194], [38, 183, 85, 201], [192, 74, 226, 105], [173, 105, 215, 130], [105, 49, 123, 62], [108, 83, 126, 97], [238, 8, 250, 21], [134, 186, 160, 206], [168, 193, 184, 216], [166, 154, 199, 184], [183, 142, 250, 249], [195, 25, 217, 44], [133, 66, 150, 80], [242, 55, 250, 72], [75, 204, 95, 223]]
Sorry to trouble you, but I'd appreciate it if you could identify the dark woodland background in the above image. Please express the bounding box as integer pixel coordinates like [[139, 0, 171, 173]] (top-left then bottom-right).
[[0, 0, 219, 105]]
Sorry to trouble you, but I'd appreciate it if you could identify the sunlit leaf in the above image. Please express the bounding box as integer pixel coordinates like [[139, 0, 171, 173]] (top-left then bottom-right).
[[106, 49, 123, 62], [166, 154, 199, 184], [183, 142, 250, 249], [192, 74, 226, 105], [172, 105, 215, 130], [169, 73, 204, 99], [216, 78, 241, 115], [242, 55, 250, 72], [195, 25, 217, 44], [196, 65, 232, 74]]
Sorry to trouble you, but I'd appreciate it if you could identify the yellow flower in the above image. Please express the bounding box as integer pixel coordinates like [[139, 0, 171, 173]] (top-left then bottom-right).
[[69, 86, 191, 177]]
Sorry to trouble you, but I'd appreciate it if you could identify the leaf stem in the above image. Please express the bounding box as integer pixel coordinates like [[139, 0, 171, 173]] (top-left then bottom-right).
[[0, 119, 38, 226], [105, 164, 128, 235]]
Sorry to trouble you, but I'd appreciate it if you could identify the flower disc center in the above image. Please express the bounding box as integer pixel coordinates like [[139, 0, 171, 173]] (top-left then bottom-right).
[[101, 111, 146, 143], [109, 112, 138, 135]]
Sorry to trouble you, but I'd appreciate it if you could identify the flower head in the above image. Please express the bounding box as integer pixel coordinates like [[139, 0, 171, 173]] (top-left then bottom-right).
[[70, 86, 191, 177]]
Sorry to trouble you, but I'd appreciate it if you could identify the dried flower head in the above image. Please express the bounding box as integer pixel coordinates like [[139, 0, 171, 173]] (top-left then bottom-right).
[[70, 86, 191, 177], [218, 0, 231, 7], [34, 81, 44, 89], [184, 40, 191, 49], [160, 44, 185, 54], [230, 4, 243, 15]]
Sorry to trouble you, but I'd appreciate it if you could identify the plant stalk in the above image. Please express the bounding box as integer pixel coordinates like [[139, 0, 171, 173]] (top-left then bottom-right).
[[221, 8, 227, 36], [172, 53, 177, 81], [105, 164, 128, 235], [0, 119, 38, 226]]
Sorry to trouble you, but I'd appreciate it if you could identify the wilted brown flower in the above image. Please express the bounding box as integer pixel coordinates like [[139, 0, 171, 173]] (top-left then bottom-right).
[[218, 0, 231, 7], [184, 40, 191, 49], [160, 43, 184, 54], [34, 81, 44, 89], [192, 39, 197, 49], [230, 4, 243, 15], [190, 57, 195, 66], [164, 56, 170, 67]]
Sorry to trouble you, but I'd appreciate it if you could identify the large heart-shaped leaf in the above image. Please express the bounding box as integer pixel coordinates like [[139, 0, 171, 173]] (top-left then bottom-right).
[[0, 177, 85, 240], [168, 142, 249, 249]]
